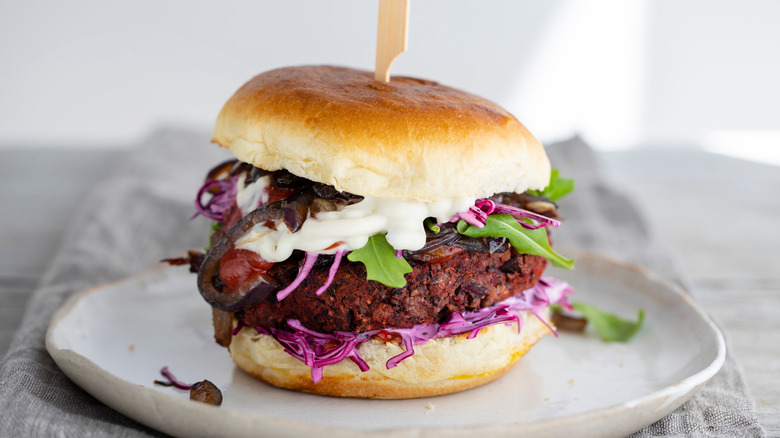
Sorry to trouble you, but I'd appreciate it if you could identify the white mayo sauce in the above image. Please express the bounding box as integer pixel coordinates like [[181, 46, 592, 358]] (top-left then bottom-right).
[[233, 175, 474, 263], [235, 173, 270, 214]]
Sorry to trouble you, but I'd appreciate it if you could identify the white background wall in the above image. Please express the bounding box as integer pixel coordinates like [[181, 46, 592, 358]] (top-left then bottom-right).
[[1, 0, 779, 163]]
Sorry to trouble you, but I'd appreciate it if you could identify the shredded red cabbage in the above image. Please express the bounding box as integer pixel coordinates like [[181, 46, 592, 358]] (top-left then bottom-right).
[[253, 276, 573, 383], [315, 250, 344, 296], [450, 199, 561, 230], [231, 320, 244, 336], [277, 250, 352, 300], [276, 252, 319, 300], [154, 366, 193, 390], [476, 199, 496, 214], [535, 276, 574, 312], [449, 200, 495, 228], [256, 321, 370, 383], [491, 202, 562, 229], [191, 177, 238, 222]]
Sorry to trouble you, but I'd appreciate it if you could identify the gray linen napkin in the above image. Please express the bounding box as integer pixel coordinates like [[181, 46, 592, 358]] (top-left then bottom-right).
[[0, 130, 764, 437]]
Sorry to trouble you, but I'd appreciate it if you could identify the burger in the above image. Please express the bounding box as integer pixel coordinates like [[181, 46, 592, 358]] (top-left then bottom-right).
[[178, 65, 574, 399]]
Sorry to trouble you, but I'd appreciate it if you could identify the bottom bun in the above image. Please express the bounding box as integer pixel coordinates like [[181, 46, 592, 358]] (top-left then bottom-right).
[[229, 310, 553, 399]]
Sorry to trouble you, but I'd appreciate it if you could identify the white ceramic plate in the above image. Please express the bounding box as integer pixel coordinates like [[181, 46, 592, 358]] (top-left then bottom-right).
[[46, 253, 725, 438]]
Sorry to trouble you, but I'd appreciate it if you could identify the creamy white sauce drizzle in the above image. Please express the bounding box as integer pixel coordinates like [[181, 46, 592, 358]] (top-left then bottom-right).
[[235, 173, 270, 216], [232, 175, 475, 263]]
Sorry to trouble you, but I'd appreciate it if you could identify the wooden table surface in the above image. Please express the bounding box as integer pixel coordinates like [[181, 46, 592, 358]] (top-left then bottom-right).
[[1, 146, 777, 435]]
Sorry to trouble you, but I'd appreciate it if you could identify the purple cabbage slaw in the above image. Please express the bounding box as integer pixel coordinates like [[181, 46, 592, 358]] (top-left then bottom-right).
[[191, 176, 239, 222], [450, 199, 562, 230], [276, 252, 320, 300], [315, 250, 344, 296], [449, 199, 495, 228], [252, 276, 573, 384], [275, 251, 346, 300], [154, 366, 193, 390]]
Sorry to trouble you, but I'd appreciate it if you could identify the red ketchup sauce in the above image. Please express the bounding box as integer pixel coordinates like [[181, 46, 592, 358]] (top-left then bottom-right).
[[219, 248, 274, 291]]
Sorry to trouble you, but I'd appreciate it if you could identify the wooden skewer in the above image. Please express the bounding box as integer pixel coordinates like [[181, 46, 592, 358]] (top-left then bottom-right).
[[375, 0, 410, 83]]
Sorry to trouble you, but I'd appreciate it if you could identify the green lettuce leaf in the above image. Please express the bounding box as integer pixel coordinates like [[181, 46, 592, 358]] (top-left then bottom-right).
[[528, 168, 575, 201], [347, 234, 413, 288], [456, 214, 574, 269], [571, 302, 645, 342]]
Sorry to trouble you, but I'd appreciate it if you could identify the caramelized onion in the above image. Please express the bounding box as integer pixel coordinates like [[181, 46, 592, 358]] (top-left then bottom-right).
[[245, 166, 270, 186], [197, 203, 283, 311], [190, 380, 223, 406], [282, 189, 315, 233], [490, 192, 559, 219], [312, 182, 364, 204], [406, 225, 460, 262], [409, 245, 463, 263], [406, 223, 510, 262], [204, 159, 238, 184], [456, 236, 509, 254], [551, 309, 587, 332], [309, 198, 337, 216], [273, 169, 308, 189]]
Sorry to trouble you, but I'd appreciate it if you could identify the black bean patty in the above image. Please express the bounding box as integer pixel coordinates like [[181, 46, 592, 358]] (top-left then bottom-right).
[[236, 248, 547, 333]]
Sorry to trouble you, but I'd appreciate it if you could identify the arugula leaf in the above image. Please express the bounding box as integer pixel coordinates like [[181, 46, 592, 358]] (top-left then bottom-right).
[[571, 302, 644, 342], [528, 168, 575, 201], [205, 221, 224, 252], [456, 214, 574, 269], [347, 234, 413, 288], [424, 217, 440, 234]]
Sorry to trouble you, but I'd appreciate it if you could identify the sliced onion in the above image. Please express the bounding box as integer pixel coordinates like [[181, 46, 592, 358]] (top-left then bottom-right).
[[282, 189, 315, 233], [204, 159, 239, 183], [197, 202, 282, 311]]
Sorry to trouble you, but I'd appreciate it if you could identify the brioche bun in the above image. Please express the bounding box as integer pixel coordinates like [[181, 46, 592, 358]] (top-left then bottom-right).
[[212, 66, 550, 201], [229, 311, 552, 399]]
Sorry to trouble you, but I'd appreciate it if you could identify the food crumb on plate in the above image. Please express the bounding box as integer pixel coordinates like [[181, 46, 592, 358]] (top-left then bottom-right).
[[425, 403, 435, 414], [128, 343, 136, 352]]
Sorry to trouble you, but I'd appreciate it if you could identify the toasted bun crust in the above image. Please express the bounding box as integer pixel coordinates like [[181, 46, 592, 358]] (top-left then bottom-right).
[[212, 66, 550, 201], [229, 311, 552, 399]]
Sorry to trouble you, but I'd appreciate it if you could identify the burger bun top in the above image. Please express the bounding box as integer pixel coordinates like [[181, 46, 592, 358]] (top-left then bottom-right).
[[212, 66, 550, 201]]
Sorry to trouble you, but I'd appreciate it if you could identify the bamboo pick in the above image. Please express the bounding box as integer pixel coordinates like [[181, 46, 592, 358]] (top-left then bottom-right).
[[375, 0, 410, 83]]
